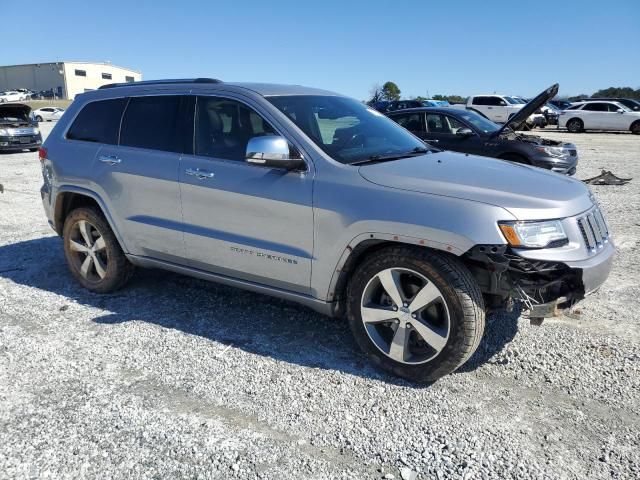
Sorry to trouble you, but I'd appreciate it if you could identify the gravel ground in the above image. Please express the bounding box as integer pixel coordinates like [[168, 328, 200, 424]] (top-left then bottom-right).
[[1, 124, 639, 479]]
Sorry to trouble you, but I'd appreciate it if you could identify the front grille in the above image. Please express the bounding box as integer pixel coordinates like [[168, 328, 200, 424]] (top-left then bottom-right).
[[577, 206, 609, 253]]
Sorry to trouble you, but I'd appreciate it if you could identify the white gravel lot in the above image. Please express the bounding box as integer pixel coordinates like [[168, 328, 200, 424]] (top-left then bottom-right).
[[1, 123, 639, 479]]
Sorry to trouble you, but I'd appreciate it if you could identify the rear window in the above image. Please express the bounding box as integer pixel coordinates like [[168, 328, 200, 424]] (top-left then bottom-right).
[[66, 98, 127, 144], [120, 96, 185, 153]]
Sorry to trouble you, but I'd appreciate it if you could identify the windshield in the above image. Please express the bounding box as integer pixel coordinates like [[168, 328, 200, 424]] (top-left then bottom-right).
[[504, 96, 522, 104], [268, 95, 428, 164], [454, 110, 500, 133]]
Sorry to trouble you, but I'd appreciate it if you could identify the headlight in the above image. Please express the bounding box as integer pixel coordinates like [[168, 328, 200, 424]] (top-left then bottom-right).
[[535, 146, 570, 158], [499, 220, 567, 248], [33, 128, 40, 135], [0, 128, 7, 136]]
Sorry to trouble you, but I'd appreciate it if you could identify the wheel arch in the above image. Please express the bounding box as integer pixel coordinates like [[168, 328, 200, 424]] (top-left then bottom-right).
[[53, 187, 128, 252], [327, 233, 467, 317], [630, 119, 640, 133], [566, 117, 584, 129]]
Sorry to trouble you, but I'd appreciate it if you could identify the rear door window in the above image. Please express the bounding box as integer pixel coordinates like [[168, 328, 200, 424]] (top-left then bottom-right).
[[120, 96, 190, 153], [66, 98, 127, 144], [582, 103, 608, 112]]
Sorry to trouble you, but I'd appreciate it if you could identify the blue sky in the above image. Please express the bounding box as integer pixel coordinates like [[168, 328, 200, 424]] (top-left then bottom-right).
[[3, 0, 638, 100]]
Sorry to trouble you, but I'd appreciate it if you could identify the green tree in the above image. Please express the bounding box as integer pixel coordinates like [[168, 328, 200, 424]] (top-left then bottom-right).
[[381, 81, 401, 101], [433, 94, 467, 104], [591, 87, 640, 100]]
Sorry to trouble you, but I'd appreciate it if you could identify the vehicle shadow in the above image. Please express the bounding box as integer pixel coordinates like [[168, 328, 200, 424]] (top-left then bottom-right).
[[0, 236, 520, 385]]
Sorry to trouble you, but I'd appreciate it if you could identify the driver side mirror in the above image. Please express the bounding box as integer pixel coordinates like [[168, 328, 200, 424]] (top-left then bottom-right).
[[617, 109, 625, 114], [456, 127, 475, 137], [246, 136, 306, 171]]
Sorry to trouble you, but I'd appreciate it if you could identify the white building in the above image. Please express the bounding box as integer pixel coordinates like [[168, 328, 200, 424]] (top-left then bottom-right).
[[0, 62, 142, 100]]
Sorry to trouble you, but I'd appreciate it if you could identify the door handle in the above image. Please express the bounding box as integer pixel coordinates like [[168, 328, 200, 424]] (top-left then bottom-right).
[[98, 155, 122, 165], [185, 168, 215, 179], [429, 139, 439, 143]]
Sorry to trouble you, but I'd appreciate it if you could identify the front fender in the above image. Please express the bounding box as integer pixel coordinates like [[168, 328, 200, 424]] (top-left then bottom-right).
[[310, 175, 515, 301]]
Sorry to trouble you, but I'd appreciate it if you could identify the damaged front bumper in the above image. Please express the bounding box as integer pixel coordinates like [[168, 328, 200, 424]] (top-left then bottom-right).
[[465, 239, 614, 319]]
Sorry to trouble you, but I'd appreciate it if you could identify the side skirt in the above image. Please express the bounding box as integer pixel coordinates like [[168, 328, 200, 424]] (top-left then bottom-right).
[[126, 254, 338, 317]]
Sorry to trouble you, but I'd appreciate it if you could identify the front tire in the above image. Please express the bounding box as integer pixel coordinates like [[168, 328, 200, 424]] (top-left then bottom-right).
[[62, 207, 134, 293], [35, 116, 43, 122], [566, 118, 583, 133], [346, 246, 485, 382], [631, 121, 640, 135]]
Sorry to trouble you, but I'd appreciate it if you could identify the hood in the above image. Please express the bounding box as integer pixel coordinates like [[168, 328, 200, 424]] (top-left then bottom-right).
[[0, 103, 32, 120], [494, 84, 559, 136], [358, 151, 592, 220]]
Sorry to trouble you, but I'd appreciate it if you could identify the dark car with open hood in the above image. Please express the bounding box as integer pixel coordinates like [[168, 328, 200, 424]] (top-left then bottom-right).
[[388, 84, 578, 175], [0, 103, 43, 152]]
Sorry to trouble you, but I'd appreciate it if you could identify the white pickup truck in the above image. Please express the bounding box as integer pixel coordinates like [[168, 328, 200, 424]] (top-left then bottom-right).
[[451, 94, 526, 123]]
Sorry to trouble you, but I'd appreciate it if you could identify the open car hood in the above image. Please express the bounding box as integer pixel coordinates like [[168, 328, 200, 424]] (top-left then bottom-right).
[[494, 84, 559, 135], [0, 103, 32, 119]]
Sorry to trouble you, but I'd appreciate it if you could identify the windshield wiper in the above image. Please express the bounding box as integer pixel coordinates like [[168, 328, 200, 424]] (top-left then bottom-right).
[[349, 147, 431, 165]]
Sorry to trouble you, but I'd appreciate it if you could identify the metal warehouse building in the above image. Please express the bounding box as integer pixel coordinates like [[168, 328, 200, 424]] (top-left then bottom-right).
[[0, 62, 142, 100]]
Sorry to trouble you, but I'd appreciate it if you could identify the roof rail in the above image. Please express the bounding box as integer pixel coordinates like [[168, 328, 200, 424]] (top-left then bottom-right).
[[98, 78, 222, 89]]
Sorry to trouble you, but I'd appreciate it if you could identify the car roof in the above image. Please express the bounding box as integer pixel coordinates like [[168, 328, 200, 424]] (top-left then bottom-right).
[[92, 79, 341, 98]]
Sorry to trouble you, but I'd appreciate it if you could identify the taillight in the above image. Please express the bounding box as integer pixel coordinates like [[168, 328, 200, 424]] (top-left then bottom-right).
[[38, 147, 47, 164]]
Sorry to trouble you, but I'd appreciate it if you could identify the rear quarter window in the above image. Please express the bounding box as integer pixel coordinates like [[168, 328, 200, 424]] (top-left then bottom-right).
[[66, 98, 127, 144]]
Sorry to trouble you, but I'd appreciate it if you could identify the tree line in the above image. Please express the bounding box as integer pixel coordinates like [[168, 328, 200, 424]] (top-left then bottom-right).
[[366, 82, 640, 105]]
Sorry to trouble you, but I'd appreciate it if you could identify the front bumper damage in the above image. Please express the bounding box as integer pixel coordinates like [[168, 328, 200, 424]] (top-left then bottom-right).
[[465, 240, 614, 322]]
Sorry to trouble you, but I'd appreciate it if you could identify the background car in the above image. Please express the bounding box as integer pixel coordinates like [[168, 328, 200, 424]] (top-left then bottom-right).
[[578, 98, 640, 112], [32, 107, 65, 122], [549, 99, 573, 110], [450, 94, 524, 123], [388, 108, 577, 174], [0, 103, 42, 152], [422, 99, 451, 107], [0, 91, 25, 103], [387, 83, 577, 174], [559, 101, 640, 134]]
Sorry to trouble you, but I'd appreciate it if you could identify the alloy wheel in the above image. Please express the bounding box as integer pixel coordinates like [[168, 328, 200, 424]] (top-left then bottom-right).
[[68, 220, 108, 281], [360, 268, 450, 365]]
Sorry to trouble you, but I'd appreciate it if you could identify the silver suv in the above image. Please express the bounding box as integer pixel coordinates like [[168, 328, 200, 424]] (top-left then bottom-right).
[[40, 79, 614, 382]]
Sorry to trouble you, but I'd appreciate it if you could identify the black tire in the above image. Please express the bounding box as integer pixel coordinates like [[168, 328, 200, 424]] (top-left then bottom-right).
[[631, 121, 640, 135], [346, 246, 485, 383], [62, 207, 134, 293], [566, 118, 583, 133], [35, 116, 43, 122]]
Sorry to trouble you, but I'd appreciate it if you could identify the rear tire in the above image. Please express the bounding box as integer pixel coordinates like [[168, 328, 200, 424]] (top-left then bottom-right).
[[35, 116, 43, 122], [631, 121, 640, 135], [346, 246, 485, 383], [62, 207, 134, 293], [566, 118, 583, 133]]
